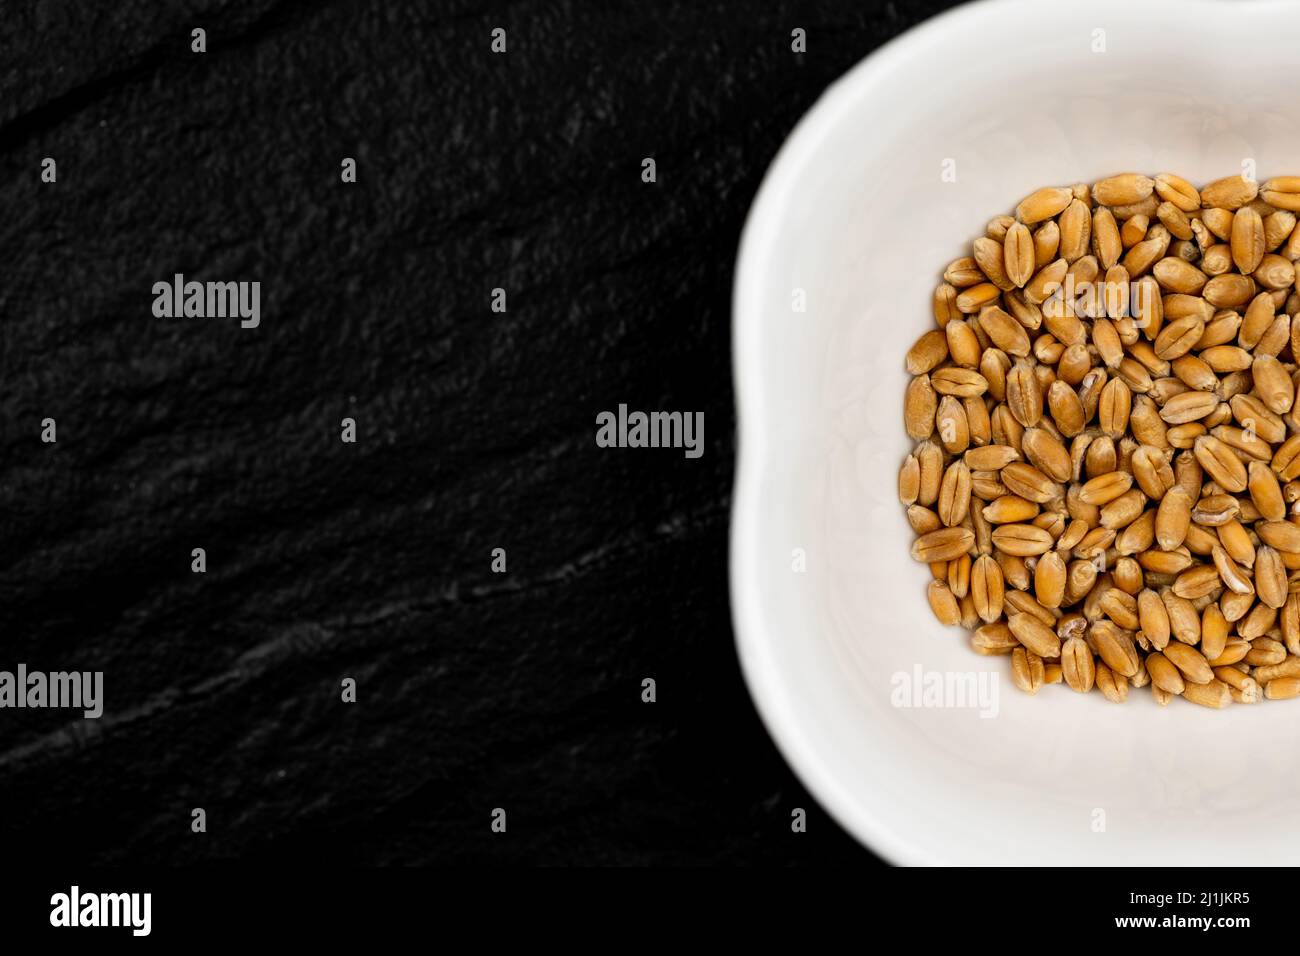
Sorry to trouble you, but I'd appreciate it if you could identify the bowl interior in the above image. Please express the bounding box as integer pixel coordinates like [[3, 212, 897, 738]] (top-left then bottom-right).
[[732, 0, 1300, 864]]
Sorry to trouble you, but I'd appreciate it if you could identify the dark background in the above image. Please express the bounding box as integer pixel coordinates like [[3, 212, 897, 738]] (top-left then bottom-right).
[[0, 0, 956, 865]]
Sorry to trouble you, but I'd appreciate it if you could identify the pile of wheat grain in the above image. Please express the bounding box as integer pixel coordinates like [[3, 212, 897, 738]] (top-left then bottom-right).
[[901, 173, 1300, 706]]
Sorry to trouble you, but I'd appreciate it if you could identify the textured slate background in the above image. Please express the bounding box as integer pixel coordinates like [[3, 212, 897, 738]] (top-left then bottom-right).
[[0, 0, 957, 865]]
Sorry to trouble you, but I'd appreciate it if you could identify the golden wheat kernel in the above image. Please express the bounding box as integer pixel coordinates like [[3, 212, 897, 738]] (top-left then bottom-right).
[[1183, 678, 1232, 708], [1164, 641, 1214, 684], [977, 304, 1030, 356], [1060, 636, 1095, 692], [1157, 201, 1194, 241], [941, 317, 977, 369], [1095, 173, 1155, 207], [1261, 178, 1300, 212], [1202, 207, 1234, 242], [1239, 602, 1279, 640], [1265, 676, 1300, 700], [930, 367, 990, 398], [1032, 221, 1060, 271], [1203, 273, 1257, 309], [971, 622, 1017, 655], [973, 235, 1014, 291], [1007, 612, 1063, 658], [987, 215, 1015, 241], [1010, 646, 1047, 694], [912, 527, 976, 563], [927, 580, 962, 626], [1254, 253, 1295, 291], [1155, 173, 1200, 212], [1201, 175, 1259, 211], [906, 504, 941, 535], [1231, 206, 1266, 274], [1146, 651, 1185, 694], [904, 375, 937, 440], [934, 283, 962, 325], [1253, 354, 1295, 415], [1247, 636, 1288, 667], [1016, 186, 1073, 225], [1095, 661, 1129, 702], [1264, 210, 1297, 250], [1120, 214, 1150, 248], [944, 256, 984, 287]]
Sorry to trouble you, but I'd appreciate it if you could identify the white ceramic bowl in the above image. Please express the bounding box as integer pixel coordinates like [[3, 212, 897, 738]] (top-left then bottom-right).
[[731, 0, 1300, 865]]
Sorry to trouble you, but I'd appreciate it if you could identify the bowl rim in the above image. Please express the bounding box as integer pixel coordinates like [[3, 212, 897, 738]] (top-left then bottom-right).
[[728, 0, 1017, 867]]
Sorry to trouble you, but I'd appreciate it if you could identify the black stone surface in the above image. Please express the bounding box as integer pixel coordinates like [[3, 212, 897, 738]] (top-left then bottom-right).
[[0, 0, 960, 865]]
